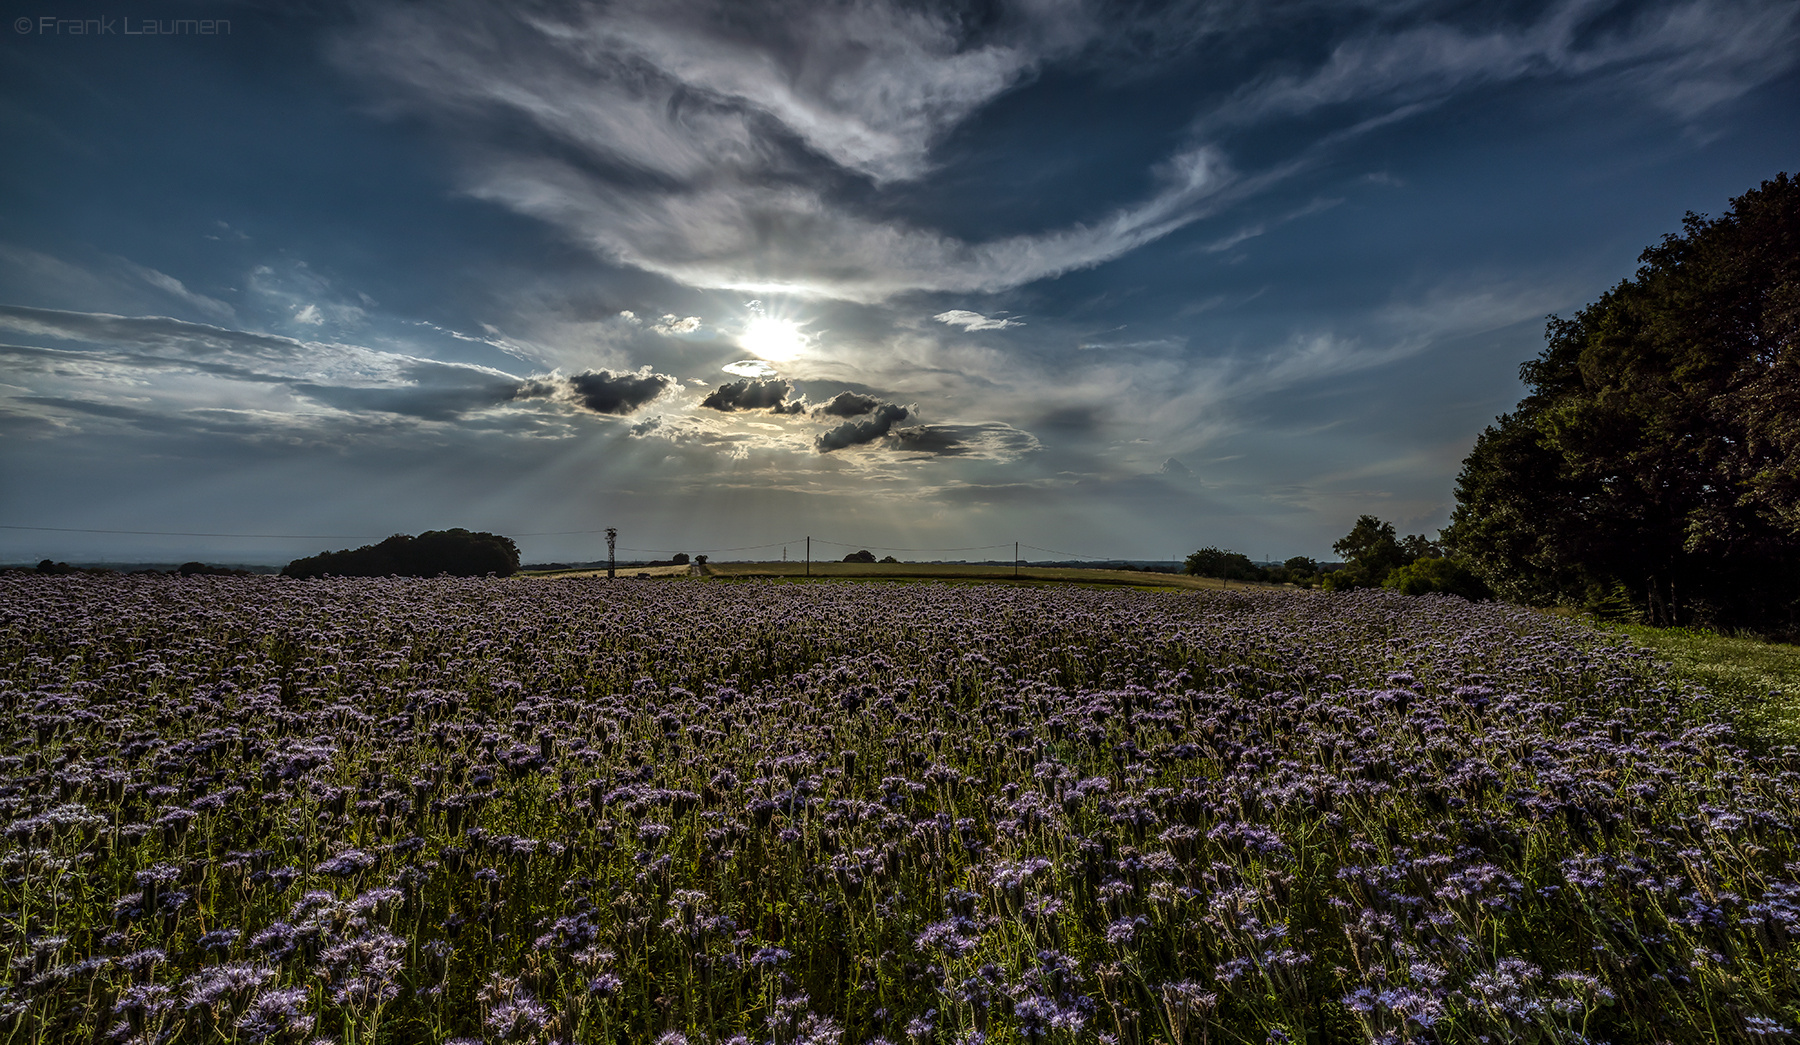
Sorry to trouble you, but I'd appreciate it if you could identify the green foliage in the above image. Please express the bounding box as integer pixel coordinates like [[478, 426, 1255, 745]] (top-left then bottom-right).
[[1445, 172, 1800, 634], [1382, 556, 1491, 600], [842, 549, 877, 563], [1324, 515, 1440, 589], [282, 529, 521, 579], [1183, 546, 1263, 581]]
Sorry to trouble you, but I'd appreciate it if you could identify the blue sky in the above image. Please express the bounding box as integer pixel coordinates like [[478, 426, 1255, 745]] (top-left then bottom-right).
[[1, 0, 1796, 565]]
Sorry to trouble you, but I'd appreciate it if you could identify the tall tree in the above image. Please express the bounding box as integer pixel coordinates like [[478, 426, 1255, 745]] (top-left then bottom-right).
[[1445, 173, 1800, 632]]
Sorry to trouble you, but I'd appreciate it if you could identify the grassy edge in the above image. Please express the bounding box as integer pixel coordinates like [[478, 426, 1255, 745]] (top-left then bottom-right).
[[1596, 621, 1800, 745]]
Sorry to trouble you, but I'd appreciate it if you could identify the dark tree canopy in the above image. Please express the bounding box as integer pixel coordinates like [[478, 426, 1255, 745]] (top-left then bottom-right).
[[1445, 173, 1800, 633], [282, 529, 521, 579], [1183, 546, 1261, 581], [842, 550, 877, 563]]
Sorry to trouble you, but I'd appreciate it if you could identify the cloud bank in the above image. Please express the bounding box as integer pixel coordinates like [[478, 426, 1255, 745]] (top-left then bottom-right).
[[332, 0, 1797, 301]]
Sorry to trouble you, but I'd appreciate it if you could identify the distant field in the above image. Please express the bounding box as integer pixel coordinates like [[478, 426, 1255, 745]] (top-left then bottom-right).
[[523, 563, 693, 579], [698, 560, 1246, 589]]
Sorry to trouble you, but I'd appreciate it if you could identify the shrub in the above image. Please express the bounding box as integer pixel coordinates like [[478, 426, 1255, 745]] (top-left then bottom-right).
[[1382, 556, 1491, 599]]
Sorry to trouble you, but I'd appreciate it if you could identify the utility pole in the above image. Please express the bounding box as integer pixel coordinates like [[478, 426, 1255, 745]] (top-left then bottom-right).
[[1015, 541, 1019, 579], [805, 536, 811, 577], [605, 527, 617, 579]]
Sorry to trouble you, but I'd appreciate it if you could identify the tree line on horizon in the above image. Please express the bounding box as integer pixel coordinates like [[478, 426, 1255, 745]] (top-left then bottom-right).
[[1189, 172, 1799, 638], [280, 529, 521, 579]]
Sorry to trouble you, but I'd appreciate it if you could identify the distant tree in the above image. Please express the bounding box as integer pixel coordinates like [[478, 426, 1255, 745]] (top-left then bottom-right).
[[671, 553, 690, 565], [177, 562, 246, 577], [1325, 516, 1404, 589], [1324, 516, 1443, 590], [1444, 173, 1800, 632], [282, 529, 520, 579], [1265, 555, 1320, 586], [843, 550, 877, 563], [693, 555, 708, 566], [36, 560, 75, 575], [879, 555, 899, 563], [1183, 547, 1264, 581]]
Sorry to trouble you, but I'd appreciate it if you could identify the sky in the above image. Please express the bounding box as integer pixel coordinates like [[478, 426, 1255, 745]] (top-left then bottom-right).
[[1, 0, 1796, 566]]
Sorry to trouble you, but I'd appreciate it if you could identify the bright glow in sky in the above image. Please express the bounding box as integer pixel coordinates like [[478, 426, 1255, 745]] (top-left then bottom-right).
[[738, 317, 808, 362]]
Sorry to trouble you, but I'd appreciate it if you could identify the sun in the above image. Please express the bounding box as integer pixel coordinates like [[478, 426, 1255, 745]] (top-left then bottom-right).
[[738, 316, 807, 362]]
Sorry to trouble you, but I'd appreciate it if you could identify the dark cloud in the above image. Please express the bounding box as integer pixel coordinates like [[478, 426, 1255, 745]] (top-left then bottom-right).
[[815, 391, 882, 417], [887, 425, 964, 455], [566, 368, 675, 415], [890, 422, 1040, 459], [816, 403, 910, 452], [701, 378, 804, 414]]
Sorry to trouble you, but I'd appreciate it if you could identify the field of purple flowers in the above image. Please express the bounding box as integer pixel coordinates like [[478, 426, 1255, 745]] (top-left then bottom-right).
[[2, 575, 1795, 1044]]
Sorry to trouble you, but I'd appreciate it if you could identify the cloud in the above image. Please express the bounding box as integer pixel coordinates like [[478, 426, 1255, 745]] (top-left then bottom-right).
[[0, 305, 687, 428], [814, 390, 881, 417], [816, 402, 909, 452], [293, 360, 539, 421], [721, 359, 778, 378], [565, 367, 677, 414], [701, 377, 805, 413], [933, 309, 1023, 331], [330, 0, 1795, 302], [652, 314, 703, 335], [1193, 0, 1800, 133], [888, 421, 1040, 460], [331, 2, 1245, 300], [119, 261, 237, 322], [248, 262, 370, 330]]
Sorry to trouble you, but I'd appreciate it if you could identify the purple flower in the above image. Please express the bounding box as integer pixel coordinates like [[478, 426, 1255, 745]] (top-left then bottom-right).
[[236, 986, 315, 1042], [183, 963, 276, 1016], [314, 849, 376, 877], [486, 993, 550, 1040]]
